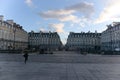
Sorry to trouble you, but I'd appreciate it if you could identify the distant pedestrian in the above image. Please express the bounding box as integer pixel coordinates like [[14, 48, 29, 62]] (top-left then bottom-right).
[[23, 50, 29, 64]]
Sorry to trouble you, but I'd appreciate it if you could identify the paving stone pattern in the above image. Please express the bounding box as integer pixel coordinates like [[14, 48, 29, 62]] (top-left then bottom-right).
[[0, 51, 120, 80]]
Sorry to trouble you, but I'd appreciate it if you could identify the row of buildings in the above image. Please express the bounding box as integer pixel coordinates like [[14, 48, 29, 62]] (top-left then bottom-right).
[[0, 15, 28, 50], [101, 22, 120, 51], [0, 15, 120, 52], [0, 15, 62, 51], [28, 31, 62, 51], [66, 32, 101, 51], [66, 22, 120, 52]]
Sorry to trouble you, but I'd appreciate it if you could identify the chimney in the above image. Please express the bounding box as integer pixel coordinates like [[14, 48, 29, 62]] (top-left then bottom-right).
[[6, 20, 14, 25], [107, 24, 112, 29], [95, 30, 97, 33], [0, 15, 4, 21]]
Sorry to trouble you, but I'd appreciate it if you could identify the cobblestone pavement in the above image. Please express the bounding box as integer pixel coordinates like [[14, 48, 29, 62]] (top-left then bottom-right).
[[0, 51, 120, 80]]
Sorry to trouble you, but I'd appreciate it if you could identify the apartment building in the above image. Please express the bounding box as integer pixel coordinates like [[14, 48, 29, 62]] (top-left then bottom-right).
[[28, 31, 62, 51], [66, 32, 101, 51], [0, 15, 28, 50], [101, 22, 120, 51]]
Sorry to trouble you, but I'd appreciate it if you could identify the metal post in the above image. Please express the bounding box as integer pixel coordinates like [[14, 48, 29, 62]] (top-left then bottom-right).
[[1, 30, 3, 50], [49, 32, 50, 53], [13, 27, 16, 50]]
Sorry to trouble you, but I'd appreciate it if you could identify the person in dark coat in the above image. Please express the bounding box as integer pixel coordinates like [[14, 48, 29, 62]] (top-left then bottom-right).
[[23, 51, 29, 64]]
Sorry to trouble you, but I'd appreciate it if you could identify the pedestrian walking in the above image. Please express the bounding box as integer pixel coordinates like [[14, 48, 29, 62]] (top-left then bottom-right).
[[23, 50, 29, 64]]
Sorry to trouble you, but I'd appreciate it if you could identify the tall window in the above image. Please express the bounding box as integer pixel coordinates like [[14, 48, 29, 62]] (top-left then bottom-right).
[[0, 22, 1, 26]]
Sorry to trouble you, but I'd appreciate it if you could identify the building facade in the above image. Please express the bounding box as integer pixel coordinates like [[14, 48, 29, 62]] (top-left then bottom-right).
[[101, 22, 120, 51], [28, 31, 62, 51], [66, 32, 101, 51], [0, 15, 28, 50]]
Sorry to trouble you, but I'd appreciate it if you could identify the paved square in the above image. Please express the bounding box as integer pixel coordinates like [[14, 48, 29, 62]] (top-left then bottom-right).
[[0, 51, 120, 80]]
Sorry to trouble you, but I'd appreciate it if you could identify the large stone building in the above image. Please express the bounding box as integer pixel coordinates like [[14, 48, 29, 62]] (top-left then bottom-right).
[[0, 15, 28, 50], [28, 31, 62, 51], [66, 32, 101, 51], [101, 22, 120, 51]]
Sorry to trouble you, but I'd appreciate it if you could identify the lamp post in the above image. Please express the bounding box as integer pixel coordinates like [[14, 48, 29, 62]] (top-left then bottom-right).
[[48, 32, 50, 53], [110, 27, 112, 51], [13, 26, 16, 50], [48, 31, 53, 54], [1, 29, 3, 50], [107, 24, 112, 51]]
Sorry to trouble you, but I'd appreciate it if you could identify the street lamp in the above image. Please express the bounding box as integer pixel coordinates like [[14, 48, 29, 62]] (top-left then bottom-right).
[[107, 24, 112, 51], [1, 29, 4, 50], [48, 31, 53, 54], [48, 31, 50, 53], [13, 26, 16, 50]]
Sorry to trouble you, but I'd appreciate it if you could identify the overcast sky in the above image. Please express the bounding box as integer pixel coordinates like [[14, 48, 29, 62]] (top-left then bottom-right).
[[1, 0, 120, 44]]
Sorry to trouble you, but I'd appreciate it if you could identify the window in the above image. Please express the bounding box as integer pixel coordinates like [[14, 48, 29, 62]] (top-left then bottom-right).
[[0, 22, 1, 26]]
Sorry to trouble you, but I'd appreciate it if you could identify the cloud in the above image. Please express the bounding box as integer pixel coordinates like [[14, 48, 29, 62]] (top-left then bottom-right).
[[40, 11, 80, 23], [95, 0, 120, 24], [49, 23, 64, 33], [39, 9, 75, 20], [39, 2, 94, 23], [25, 0, 34, 7], [66, 2, 94, 17], [40, 28, 46, 32], [59, 15, 80, 23]]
